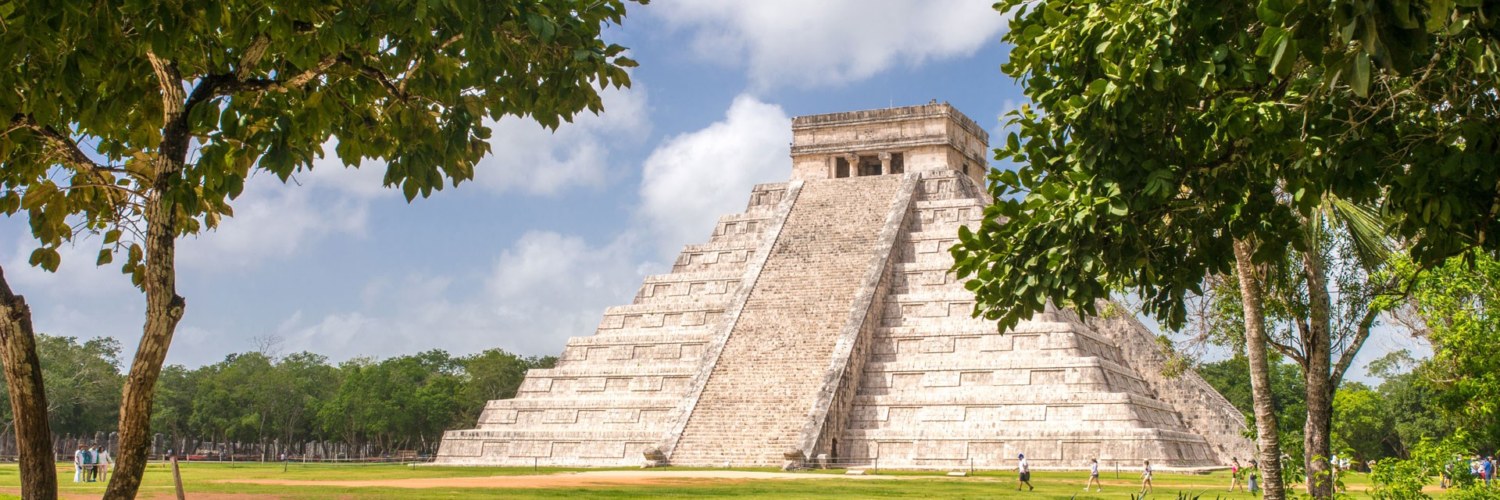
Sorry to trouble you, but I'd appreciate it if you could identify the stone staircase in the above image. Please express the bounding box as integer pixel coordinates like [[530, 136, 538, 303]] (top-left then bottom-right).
[[832, 170, 1250, 469], [435, 184, 791, 466], [666, 175, 905, 466]]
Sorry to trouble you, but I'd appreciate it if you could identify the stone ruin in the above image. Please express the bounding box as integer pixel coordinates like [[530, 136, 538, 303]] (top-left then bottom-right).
[[436, 103, 1255, 469]]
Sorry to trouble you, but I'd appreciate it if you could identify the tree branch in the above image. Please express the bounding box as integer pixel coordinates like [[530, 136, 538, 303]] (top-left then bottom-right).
[[1268, 339, 1307, 367], [60, 182, 145, 198], [350, 57, 410, 102], [8, 115, 129, 176], [236, 34, 271, 82], [145, 50, 186, 124], [1331, 308, 1379, 387], [217, 55, 339, 96]]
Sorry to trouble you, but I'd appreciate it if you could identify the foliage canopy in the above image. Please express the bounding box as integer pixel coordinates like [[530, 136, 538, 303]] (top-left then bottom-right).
[[1, 0, 640, 277], [956, 0, 1499, 331]]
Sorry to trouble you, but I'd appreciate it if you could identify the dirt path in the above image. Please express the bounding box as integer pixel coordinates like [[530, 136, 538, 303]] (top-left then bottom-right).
[[220, 469, 915, 489]]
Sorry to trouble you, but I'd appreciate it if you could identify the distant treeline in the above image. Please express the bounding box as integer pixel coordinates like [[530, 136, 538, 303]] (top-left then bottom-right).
[[0, 334, 554, 456]]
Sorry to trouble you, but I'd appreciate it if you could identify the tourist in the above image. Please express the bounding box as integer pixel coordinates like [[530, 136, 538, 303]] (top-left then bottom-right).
[[98, 446, 112, 483], [1248, 459, 1260, 494], [1229, 457, 1243, 491], [1330, 455, 1340, 490], [82, 444, 96, 482], [1485, 455, 1495, 488], [1140, 459, 1154, 495], [1442, 457, 1453, 489], [1016, 453, 1034, 491], [1084, 458, 1101, 492], [72, 444, 85, 483]]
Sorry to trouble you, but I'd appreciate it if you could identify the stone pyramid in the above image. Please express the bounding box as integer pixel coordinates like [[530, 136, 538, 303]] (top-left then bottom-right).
[[437, 103, 1254, 469]]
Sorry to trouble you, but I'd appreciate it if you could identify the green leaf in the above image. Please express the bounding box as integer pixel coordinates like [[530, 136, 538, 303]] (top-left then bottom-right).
[[1270, 35, 1294, 77], [1108, 199, 1129, 216], [1352, 51, 1370, 97]]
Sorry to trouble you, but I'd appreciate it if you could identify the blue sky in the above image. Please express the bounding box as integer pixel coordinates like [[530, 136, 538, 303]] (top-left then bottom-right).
[[0, 1, 1425, 379]]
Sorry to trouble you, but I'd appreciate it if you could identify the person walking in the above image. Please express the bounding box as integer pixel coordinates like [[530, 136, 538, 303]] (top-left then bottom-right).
[[1017, 453, 1034, 491], [1485, 455, 1495, 488], [1140, 459, 1154, 496], [1229, 457, 1244, 491], [1084, 458, 1102, 492]]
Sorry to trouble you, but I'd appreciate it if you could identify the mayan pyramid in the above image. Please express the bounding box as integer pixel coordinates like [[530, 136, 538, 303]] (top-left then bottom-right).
[[436, 103, 1254, 469]]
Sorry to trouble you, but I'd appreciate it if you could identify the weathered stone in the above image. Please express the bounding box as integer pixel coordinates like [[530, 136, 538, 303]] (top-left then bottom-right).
[[641, 447, 666, 468], [436, 103, 1254, 470]]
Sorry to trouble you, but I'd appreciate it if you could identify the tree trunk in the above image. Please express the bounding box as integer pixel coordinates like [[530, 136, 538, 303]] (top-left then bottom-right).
[[1300, 247, 1335, 498], [104, 189, 186, 499], [1234, 239, 1286, 500], [0, 267, 59, 500], [106, 52, 191, 499]]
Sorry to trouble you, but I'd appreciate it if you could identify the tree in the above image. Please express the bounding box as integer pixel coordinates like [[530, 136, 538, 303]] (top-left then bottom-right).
[[457, 349, 553, 423], [188, 353, 279, 446], [0, 334, 125, 437], [0, 332, 125, 495], [0, 1, 642, 497], [1331, 383, 1393, 465], [0, 271, 56, 495], [272, 352, 338, 451], [1252, 1, 1500, 266], [35, 335, 126, 436], [1401, 252, 1500, 447], [149, 364, 196, 442], [953, 1, 1488, 497]]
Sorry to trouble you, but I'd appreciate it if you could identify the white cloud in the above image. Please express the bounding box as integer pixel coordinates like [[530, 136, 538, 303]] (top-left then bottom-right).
[[474, 85, 650, 195], [1, 230, 142, 358], [272, 231, 651, 360], [638, 95, 790, 257], [177, 84, 649, 273], [177, 150, 389, 272], [655, 0, 1008, 89]]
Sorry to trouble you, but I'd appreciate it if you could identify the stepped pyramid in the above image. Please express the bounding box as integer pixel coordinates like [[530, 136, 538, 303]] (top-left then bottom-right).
[[437, 103, 1254, 469]]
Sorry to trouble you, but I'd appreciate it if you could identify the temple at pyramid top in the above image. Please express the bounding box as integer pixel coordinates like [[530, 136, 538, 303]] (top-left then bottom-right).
[[437, 102, 1253, 470], [788, 102, 990, 185]]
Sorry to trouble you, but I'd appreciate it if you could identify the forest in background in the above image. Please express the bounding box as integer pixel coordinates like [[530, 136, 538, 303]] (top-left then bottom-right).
[[0, 337, 553, 458]]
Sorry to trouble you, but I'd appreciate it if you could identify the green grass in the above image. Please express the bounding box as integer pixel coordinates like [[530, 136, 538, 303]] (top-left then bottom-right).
[[0, 461, 1424, 499]]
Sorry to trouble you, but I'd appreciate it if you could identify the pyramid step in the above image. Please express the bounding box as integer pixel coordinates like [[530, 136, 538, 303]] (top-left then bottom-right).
[[669, 175, 907, 465]]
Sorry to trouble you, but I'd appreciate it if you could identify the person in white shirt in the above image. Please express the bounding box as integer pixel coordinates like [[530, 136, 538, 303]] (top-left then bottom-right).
[[1017, 453, 1034, 491], [97, 447, 113, 482], [1141, 459, 1155, 495], [72, 444, 84, 483], [1085, 458, 1102, 492]]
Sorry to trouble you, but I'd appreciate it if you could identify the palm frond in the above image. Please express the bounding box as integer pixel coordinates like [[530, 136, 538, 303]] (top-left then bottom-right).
[[1326, 196, 1394, 268]]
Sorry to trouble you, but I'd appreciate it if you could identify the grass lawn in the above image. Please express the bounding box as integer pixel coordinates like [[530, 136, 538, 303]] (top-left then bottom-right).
[[0, 461, 1424, 499]]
